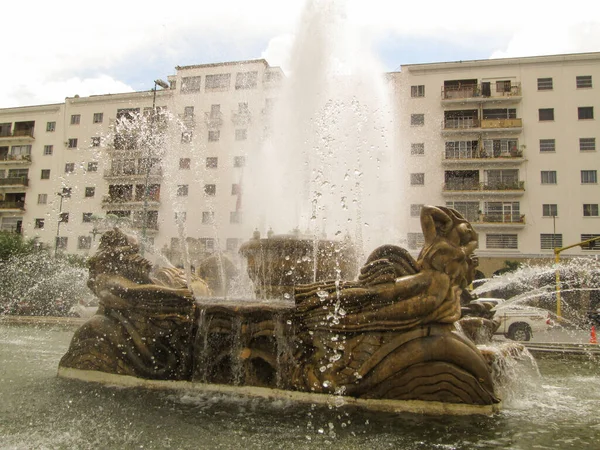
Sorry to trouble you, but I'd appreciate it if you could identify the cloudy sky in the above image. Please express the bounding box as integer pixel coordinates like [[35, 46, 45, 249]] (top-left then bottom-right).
[[3, 0, 600, 108]]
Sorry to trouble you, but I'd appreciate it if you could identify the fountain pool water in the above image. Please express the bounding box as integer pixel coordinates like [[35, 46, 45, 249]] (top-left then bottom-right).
[[2, 322, 599, 449]]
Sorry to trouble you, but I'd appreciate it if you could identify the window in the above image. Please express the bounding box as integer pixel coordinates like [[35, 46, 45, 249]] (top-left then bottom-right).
[[55, 237, 68, 250], [61, 187, 72, 198], [202, 211, 215, 224], [85, 187, 95, 197], [576, 76, 592, 89], [445, 201, 480, 222], [91, 137, 101, 147], [410, 173, 425, 185], [234, 156, 245, 168], [78, 236, 92, 250], [41, 169, 50, 179], [183, 106, 194, 118], [407, 233, 424, 250], [204, 184, 216, 196], [87, 162, 98, 172], [231, 184, 241, 195], [46, 122, 56, 132], [486, 234, 518, 249], [70, 114, 80, 125], [539, 139, 555, 152], [226, 238, 240, 252], [410, 114, 425, 126], [411, 85, 425, 98], [179, 158, 191, 169], [38, 194, 47, 204], [34, 218, 44, 229], [59, 212, 69, 223], [410, 204, 423, 217], [65, 163, 75, 173], [583, 204, 599, 217], [67, 138, 78, 148], [208, 130, 220, 142], [181, 76, 202, 93], [93, 112, 104, 124], [541, 171, 557, 184], [410, 143, 424, 155], [82, 213, 93, 223], [201, 238, 215, 252], [578, 107, 594, 120], [206, 157, 218, 168], [205, 74, 231, 90], [181, 131, 192, 143], [235, 129, 247, 141], [543, 204, 558, 217], [539, 108, 554, 121], [541, 234, 563, 250], [177, 185, 189, 196], [580, 138, 596, 151], [235, 71, 258, 89], [581, 234, 600, 250], [537, 78, 553, 90], [43, 145, 53, 155], [581, 170, 597, 184], [230, 211, 242, 224]]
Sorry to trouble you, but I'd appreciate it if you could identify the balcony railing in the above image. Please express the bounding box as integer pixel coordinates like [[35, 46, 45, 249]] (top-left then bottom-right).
[[444, 148, 524, 160], [103, 168, 162, 178], [476, 214, 526, 224], [443, 181, 525, 191], [443, 118, 480, 129], [0, 177, 29, 186], [102, 196, 160, 206], [0, 129, 35, 139], [0, 154, 31, 163], [481, 118, 522, 129], [0, 201, 25, 209], [443, 117, 522, 131], [441, 83, 522, 101]]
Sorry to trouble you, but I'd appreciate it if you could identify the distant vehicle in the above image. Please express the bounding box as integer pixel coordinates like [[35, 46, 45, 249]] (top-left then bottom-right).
[[471, 298, 554, 341]]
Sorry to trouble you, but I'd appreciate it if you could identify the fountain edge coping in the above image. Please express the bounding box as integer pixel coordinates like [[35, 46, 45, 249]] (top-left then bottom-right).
[[57, 367, 501, 416]]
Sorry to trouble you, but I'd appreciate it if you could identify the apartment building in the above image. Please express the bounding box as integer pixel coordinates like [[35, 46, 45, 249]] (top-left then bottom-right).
[[393, 52, 600, 275], [1, 53, 598, 275], [0, 59, 283, 265]]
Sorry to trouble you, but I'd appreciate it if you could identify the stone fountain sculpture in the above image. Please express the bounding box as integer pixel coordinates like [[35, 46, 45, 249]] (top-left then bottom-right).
[[59, 206, 504, 411]]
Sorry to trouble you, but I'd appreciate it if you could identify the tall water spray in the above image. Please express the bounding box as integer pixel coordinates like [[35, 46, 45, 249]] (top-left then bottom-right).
[[245, 0, 400, 258]]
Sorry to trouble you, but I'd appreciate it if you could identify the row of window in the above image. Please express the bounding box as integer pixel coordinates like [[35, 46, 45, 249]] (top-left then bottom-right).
[[68, 113, 104, 126], [409, 203, 599, 218], [406, 232, 600, 250], [539, 107, 594, 121], [411, 137, 596, 157], [182, 128, 248, 143], [180, 71, 278, 93], [409, 170, 598, 186], [410, 76, 594, 98]]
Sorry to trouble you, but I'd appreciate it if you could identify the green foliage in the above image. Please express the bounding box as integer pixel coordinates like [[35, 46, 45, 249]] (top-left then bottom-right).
[[0, 232, 40, 261]]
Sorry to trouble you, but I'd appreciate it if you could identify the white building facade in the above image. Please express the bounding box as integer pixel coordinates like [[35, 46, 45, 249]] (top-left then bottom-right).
[[0, 53, 598, 274]]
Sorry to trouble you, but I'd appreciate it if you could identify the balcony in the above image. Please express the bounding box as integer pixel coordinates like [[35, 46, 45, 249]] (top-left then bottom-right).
[[0, 201, 25, 210], [0, 154, 31, 165], [473, 214, 526, 228], [442, 181, 525, 196], [442, 148, 525, 166], [441, 83, 522, 104], [204, 112, 223, 128], [103, 169, 162, 180], [442, 118, 522, 135], [0, 129, 35, 141], [0, 177, 29, 187], [101, 196, 160, 209]]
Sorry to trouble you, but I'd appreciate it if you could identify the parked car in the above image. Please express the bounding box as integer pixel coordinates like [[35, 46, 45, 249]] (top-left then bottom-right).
[[470, 298, 554, 341]]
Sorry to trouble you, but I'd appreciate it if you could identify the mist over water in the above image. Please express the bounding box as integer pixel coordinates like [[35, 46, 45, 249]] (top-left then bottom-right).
[[245, 0, 400, 257]]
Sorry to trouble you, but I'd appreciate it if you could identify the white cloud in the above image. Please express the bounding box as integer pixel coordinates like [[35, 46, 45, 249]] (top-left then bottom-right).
[[2, 0, 600, 107]]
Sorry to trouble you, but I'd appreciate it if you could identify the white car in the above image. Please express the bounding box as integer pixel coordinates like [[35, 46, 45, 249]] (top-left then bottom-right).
[[471, 298, 554, 341]]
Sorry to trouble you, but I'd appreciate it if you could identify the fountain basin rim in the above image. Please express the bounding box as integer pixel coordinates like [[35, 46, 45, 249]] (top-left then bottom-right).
[[57, 367, 501, 416]]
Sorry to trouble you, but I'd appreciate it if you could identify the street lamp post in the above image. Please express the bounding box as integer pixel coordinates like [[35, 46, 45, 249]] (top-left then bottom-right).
[[140, 79, 169, 255]]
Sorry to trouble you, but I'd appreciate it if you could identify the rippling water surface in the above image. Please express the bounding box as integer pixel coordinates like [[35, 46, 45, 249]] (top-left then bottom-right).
[[1, 323, 599, 449]]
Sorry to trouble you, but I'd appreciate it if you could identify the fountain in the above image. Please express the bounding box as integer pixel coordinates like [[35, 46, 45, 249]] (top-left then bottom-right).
[[57, 205, 531, 415]]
